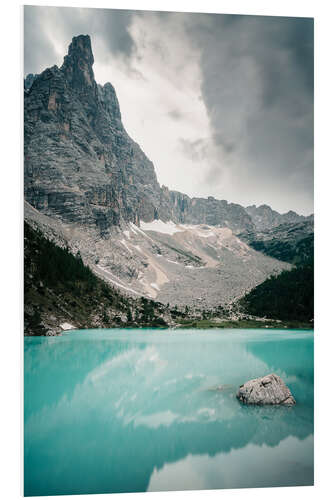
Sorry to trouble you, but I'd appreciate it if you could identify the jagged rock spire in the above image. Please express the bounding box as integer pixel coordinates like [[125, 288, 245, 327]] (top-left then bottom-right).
[[61, 35, 95, 89]]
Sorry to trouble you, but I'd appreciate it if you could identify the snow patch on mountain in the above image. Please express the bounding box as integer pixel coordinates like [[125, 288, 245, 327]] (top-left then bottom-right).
[[140, 220, 184, 235]]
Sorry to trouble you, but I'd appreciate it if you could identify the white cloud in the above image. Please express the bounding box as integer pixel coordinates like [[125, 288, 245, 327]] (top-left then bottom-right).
[[93, 12, 215, 197]]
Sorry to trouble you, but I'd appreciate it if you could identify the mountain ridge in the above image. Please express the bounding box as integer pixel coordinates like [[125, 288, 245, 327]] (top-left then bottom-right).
[[245, 204, 313, 232], [24, 34, 312, 317], [24, 35, 311, 236], [24, 34, 258, 235]]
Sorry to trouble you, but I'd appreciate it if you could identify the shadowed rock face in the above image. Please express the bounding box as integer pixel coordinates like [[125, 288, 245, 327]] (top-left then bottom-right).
[[245, 205, 311, 232], [24, 34, 254, 235], [239, 219, 314, 264], [24, 35, 160, 232], [236, 373, 296, 406], [24, 73, 37, 92]]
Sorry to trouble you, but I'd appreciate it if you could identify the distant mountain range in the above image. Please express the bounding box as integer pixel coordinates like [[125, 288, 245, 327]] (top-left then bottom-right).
[[245, 204, 312, 231], [24, 35, 313, 333]]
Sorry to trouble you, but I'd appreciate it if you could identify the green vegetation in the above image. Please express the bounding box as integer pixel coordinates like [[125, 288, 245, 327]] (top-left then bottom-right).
[[239, 259, 313, 324], [240, 225, 314, 325]]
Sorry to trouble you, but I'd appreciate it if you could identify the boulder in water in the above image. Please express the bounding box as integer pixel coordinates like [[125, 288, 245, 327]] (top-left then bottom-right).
[[236, 373, 296, 406]]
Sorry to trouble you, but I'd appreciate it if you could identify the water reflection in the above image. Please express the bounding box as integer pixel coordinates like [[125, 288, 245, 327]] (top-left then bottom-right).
[[24, 329, 314, 496], [148, 435, 314, 491]]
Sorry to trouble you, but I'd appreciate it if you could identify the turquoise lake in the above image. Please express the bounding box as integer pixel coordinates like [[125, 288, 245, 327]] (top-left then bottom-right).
[[24, 328, 314, 496]]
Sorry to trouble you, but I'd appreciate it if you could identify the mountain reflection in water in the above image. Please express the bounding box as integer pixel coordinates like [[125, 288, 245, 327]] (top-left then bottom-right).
[[24, 328, 314, 496]]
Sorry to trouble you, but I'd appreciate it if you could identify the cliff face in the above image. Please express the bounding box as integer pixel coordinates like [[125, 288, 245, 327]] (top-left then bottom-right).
[[24, 35, 162, 233], [24, 34, 254, 235]]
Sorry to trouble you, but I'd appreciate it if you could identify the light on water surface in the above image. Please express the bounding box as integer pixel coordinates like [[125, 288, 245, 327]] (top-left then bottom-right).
[[24, 328, 314, 496]]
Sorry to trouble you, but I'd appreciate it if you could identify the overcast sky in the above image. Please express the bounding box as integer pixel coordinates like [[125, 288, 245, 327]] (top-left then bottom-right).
[[24, 6, 313, 215]]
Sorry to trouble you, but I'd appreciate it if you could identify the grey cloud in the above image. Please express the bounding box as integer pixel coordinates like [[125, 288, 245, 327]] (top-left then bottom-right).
[[168, 109, 184, 121], [88, 9, 135, 60], [24, 6, 136, 75], [184, 13, 313, 214], [178, 138, 210, 162], [212, 133, 235, 155], [24, 7, 313, 214], [24, 7, 59, 74]]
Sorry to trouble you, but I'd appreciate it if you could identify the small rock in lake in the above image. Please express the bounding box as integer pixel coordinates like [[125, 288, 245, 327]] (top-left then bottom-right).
[[236, 373, 296, 406]]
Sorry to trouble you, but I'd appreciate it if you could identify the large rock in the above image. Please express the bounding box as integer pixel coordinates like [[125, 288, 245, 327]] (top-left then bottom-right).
[[236, 373, 296, 406]]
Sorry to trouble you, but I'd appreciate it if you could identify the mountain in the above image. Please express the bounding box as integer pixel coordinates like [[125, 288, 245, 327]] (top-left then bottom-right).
[[239, 219, 314, 265], [238, 211, 313, 322], [239, 259, 314, 323], [24, 35, 312, 326], [245, 204, 312, 232], [25, 199, 289, 311], [24, 34, 254, 235], [238, 211, 314, 323], [24, 221, 185, 335]]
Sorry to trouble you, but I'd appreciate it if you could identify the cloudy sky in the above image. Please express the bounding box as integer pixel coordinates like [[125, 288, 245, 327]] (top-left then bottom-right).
[[24, 6, 313, 215]]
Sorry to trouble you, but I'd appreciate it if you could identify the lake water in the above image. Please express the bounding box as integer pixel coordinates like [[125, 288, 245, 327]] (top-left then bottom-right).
[[24, 328, 314, 496]]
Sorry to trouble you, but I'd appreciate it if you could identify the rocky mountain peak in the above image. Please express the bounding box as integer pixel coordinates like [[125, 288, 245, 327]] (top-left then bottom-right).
[[24, 34, 259, 235], [257, 204, 276, 213], [245, 204, 308, 231], [61, 35, 95, 90]]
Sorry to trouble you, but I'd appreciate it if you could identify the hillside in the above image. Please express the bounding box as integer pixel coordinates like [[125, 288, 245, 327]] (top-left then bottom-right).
[[239, 258, 314, 324], [25, 200, 289, 310], [238, 217, 314, 324], [240, 220, 314, 265], [24, 222, 181, 335]]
